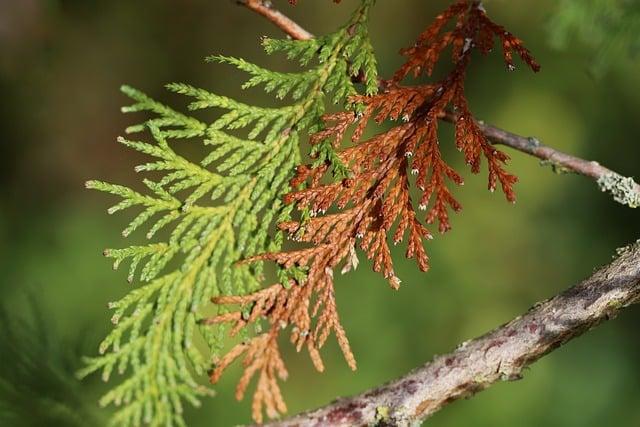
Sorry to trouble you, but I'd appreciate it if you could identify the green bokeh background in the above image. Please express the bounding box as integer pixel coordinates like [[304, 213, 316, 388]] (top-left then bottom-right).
[[1, 1, 639, 426]]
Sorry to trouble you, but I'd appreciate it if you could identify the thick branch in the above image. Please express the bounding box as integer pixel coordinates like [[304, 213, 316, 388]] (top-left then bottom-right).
[[238, 0, 640, 207], [263, 242, 640, 426]]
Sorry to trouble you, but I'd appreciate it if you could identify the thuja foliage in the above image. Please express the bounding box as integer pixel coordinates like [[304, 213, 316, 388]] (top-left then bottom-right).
[[87, 0, 539, 425], [82, 1, 377, 425]]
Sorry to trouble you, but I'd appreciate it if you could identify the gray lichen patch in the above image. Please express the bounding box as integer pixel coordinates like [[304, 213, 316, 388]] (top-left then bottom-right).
[[597, 173, 640, 208]]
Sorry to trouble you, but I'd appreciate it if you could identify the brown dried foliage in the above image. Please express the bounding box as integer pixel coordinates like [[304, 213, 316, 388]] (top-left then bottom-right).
[[207, 1, 539, 423]]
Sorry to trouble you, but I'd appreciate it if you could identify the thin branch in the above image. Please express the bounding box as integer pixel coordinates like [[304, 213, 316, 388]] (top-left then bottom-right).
[[236, 0, 313, 40], [237, 0, 640, 208], [441, 111, 640, 208], [261, 242, 640, 426]]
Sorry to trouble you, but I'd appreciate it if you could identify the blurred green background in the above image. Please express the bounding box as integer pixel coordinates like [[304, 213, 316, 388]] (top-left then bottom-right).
[[1, 0, 639, 426]]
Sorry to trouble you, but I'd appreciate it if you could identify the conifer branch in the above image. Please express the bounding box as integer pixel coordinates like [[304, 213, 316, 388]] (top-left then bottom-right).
[[88, 2, 639, 425], [264, 241, 640, 427], [240, 0, 640, 208]]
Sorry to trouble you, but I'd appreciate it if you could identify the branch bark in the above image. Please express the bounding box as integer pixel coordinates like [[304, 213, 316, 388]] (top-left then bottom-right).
[[263, 242, 640, 426], [237, 0, 640, 208], [236, 0, 314, 40]]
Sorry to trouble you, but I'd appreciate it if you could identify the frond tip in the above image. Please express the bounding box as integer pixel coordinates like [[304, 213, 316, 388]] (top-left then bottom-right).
[[204, 279, 355, 423]]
